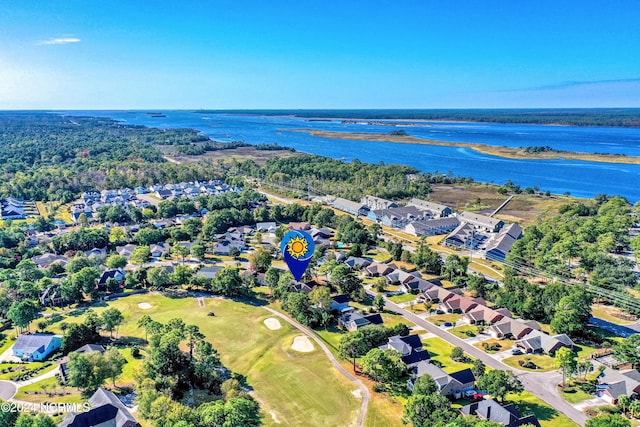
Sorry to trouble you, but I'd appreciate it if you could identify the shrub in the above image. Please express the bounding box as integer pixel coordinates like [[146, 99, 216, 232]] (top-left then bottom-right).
[[131, 346, 141, 358], [372, 383, 385, 393]]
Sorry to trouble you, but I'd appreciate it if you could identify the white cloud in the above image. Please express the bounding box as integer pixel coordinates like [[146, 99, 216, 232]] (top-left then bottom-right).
[[38, 37, 80, 45]]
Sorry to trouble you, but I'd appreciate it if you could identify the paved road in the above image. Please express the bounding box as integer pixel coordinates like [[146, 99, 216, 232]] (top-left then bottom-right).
[[590, 317, 640, 338], [0, 380, 16, 400], [377, 294, 588, 427], [263, 307, 370, 427]]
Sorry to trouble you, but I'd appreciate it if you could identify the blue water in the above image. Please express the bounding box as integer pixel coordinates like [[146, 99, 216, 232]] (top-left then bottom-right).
[[66, 110, 640, 202]]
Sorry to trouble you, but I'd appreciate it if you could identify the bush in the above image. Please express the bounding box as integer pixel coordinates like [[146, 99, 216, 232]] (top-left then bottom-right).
[[372, 383, 386, 393], [465, 330, 476, 337], [131, 346, 141, 358]]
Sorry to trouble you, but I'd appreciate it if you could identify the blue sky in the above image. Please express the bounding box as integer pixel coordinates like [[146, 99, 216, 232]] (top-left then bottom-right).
[[1, 1, 639, 109]]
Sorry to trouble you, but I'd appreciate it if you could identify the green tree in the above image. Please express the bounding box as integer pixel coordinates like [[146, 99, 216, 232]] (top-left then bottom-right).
[[185, 324, 205, 359], [171, 243, 190, 263], [555, 347, 577, 387], [190, 244, 206, 260], [585, 414, 631, 427], [472, 359, 486, 379], [248, 247, 272, 272], [338, 331, 369, 371], [7, 299, 40, 333], [451, 346, 465, 362], [15, 413, 56, 427], [67, 352, 109, 393], [475, 370, 523, 403], [73, 267, 100, 299], [130, 245, 151, 264], [101, 307, 124, 338], [403, 393, 457, 427], [109, 227, 127, 244], [360, 348, 406, 383], [147, 267, 171, 289], [137, 314, 153, 341], [373, 294, 385, 312], [171, 264, 193, 286], [615, 334, 640, 369], [412, 374, 438, 395], [104, 347, 127, 387], [264, 267, 281, 292], [105, 254, 127, 269]]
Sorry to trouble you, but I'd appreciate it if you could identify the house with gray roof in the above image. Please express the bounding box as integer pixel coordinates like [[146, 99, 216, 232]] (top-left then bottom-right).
[[488, 318, 536, 340], [58, 387, 138, 427], [485, 223, 523, 262], [379, 335, 430, 368], [407, 198, 452, 217], [461, 399, 540, 427], [405, 217, 460, 236], [597, 367, 640, 404], [59, 344, 106, 384], [331, 197, 370, 216], [361, 195, 398, 210], [12, 334, 62, 361], [408, 361, 475, 397], [444, 223, 479, 249], [339, 311, 384, 331], [459, 211, 504, 233], [515, 330, 573, 355]]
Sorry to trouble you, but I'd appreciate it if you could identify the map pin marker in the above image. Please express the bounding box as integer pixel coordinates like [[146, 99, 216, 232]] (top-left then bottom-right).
[[280, 230, 315, 281]]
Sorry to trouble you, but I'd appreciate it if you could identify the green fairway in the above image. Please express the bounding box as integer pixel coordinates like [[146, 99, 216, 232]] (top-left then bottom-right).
[[47, 293, 360, 427]]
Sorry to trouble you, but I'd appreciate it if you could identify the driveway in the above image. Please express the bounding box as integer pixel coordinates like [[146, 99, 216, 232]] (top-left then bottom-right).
[[0, 380, 17, 400], [377, 294, 588, 426]]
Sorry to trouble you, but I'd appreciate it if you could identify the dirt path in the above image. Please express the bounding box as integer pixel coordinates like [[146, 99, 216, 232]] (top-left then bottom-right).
[[262, 307, 370, 427]]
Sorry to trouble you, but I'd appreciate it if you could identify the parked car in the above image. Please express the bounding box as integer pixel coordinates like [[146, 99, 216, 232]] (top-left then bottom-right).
[[435, 309, 445, 314], [470, 393, 484, 402], [443, 322, 453, 327], [511, 348, 523, 355]]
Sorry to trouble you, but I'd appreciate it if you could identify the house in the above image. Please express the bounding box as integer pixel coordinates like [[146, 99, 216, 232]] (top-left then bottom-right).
[[379, 334, 430, 368], [364, 262, 396, 277], [97, 269, 126, 291], [330, 294, 354, 314], [361, 195, 398, 210], [197, 265, 223, 279], [401, 277, 436, 294], [423, 286, 456, 303], [597, 367, 640, 404], [116, 244, 137, 258], [289, 222, 311, 230], [256, 221, 277, 233], [12, 334, 62, 361], [58, 388, 138, 427], [368, 206, 426, 227], [484, 223, 523, 262], [385, 269, 420, 285], [155, 189, 172, 199], [150, 243, 170, 259], [213, 240, 244, 256], [331, 197, 370, 216], [460, 399, 541, 427], [459, 211, 504, 233], [85, 247, 107, 258], [59, 344, 106, 384], [405, 217, 461, 236], [463, 306, 508, 325], [444, 223, 479, 249], [40, 285, 64, 306], [339, 312, 384, 331], [488, 318, 535, 340], [407, 198, 452, 217], [440, 295, 484, 314], [344, 256, 372, 270], [408, 361, 475, 397], [31, 253, 68, 269], [515, 330, 573, 355]]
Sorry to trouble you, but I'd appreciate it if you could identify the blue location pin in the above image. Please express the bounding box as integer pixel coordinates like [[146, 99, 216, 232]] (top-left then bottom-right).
[[280, 230, 315, 281]]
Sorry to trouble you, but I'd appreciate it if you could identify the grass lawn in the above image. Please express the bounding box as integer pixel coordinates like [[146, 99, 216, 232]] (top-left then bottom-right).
[[592, 304, 638, 325], [559, 385, 593, 404], [426, 313, 461, 326], [388, 293, 419, 304], [449, 325, 479, 340], [0, 362, 58, 381], [474, 338, 514, 354], [502, 354, 556, 372], [508, 391, 578, 427], [14, 377, 86, 404], [46, 293, 360, 427], [423, 337, 473, 374]]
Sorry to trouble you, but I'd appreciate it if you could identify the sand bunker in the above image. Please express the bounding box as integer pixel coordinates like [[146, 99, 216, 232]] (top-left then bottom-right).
[[291, 335, 314, 353], [138, 302, 153, 310], [264, 318, 282, 330]]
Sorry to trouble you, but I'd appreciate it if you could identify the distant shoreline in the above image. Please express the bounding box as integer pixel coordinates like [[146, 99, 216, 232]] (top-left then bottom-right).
[[286, 128, 640, 165]]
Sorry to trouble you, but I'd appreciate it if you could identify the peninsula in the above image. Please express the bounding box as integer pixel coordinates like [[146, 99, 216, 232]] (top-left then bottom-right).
[[288, 128, 640, 165]]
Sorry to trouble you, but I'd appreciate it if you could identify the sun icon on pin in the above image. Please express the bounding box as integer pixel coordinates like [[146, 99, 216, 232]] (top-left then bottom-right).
[[286, 235, 309, 259]]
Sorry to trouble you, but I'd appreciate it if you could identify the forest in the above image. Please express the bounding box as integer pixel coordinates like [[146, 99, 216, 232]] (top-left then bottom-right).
[[0, 113, 224, 201], [203, 108, 640, 127]]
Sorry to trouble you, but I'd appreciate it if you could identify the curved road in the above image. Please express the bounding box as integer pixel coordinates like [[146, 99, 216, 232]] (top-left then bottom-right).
[[378, 295, 587, 426], [263, 307, 370, 427]]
